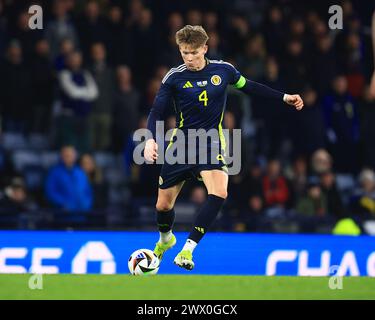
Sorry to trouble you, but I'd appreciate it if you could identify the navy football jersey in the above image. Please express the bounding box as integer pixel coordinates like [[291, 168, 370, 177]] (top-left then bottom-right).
[[147, 59, 243, 153]]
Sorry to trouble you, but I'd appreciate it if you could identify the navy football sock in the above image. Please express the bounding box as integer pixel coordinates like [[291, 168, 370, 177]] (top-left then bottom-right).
[[188, 194, 225, 243], [156, 208, 175, 233]]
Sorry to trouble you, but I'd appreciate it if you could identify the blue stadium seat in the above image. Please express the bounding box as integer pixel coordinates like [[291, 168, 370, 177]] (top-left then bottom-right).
[[94, 152, 117, 169], [1, 133, 28, 150], [40, 151, 59, 169], [22, 165, 46, 191], [12, 150, 41, 172], [28, 134, 50, 150]]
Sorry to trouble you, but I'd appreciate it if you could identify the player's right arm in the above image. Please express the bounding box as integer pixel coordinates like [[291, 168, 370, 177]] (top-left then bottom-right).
[[226, 62, 304, 110], [145, 77, 174, 162]]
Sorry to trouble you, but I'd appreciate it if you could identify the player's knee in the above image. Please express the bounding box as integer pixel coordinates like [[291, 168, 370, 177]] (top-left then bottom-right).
[[212, 190, 227, 200], [156, 201, 174, 212]]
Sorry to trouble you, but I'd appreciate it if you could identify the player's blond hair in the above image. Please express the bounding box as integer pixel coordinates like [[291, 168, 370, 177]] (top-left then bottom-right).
[[175, 25, 209, 48]]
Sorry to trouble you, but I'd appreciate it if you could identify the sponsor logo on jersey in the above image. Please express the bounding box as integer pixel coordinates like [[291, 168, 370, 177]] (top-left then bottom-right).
[[197, 80, 208, 87], [211, 75, 222, 86]]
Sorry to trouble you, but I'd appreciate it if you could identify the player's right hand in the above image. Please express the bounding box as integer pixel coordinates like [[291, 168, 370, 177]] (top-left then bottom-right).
[[144, 139, 158, 162]]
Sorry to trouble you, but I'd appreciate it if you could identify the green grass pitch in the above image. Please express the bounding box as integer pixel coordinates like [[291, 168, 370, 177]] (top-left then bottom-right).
[[0, 274, 374, 300]]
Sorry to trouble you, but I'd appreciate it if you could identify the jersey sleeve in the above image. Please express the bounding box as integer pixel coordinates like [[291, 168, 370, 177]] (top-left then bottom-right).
[[146, 77, 174, 138], [226, 62, 242, 85]]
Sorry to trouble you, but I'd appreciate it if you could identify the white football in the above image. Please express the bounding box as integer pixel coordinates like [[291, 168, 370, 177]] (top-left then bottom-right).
[[128, 249, 160, 275]]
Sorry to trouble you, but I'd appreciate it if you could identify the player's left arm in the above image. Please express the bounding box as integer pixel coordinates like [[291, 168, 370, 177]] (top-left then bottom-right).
[[234, 75, 304, 110]]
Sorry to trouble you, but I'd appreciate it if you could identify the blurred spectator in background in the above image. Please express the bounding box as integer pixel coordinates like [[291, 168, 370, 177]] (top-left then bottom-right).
[[320, 171, 346, 219], [0, 40, 32, 133], [262, 159, 290, 210], [112, 65, 140, 152], [57, 50, 98, 152], [263, 5, 284, 57], [359, 85, 375, 169], [131, 8, 158, 87], [311, 34, 337, 96], [291, 85, 326, 157], [226, 14, 249, 57], [0, 0, 7, 57], [45, 0, 79, 60], [322, 75, 359, 173], [54, 38, 75, 71], [237, 34, 267, 81], [206, 31, 224, 61], [282, 39, 309, 93], [106, 5, 133, 66], [190, 186, 207, 207], [254, 56, 285, 157], [11, 11, 42, 59], [350, 168, 375, 220], [295, 176, 329, 232], [45, 145, 92, 212], [30, 39, 55, 133], [88, 42, 114, 150], [311, 149, 333, 175], [0, 177, 37, 215], [370, 11, 375, 98], [75, 0, 109, 61], [79, 153, 107, 209], [285, 155, 308, 204]]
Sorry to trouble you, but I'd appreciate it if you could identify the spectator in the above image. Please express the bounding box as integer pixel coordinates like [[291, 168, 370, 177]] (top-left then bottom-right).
[[57, 50, 98, 152], [89, 42, 114, 150], [359, 85, 375, 169], [311, 149, 333, 175], [106, 5, 133, 66], [262, 159, 290, 209], [190, 186, 207, 207], [295, 176, 330, 232], [290, 86, 326, 156], [112, 65, 140, 152], [207, 31, 224, 61], [350, 168, 375, 219], [320, 171, 346, 218], [45, 0, 79, 60], [79, 153, 107, 209], [45, 145, 93, 212], [30, 39, 55, 133], [54, 38, 75, 71], [285, 155, 308, 203], [322, 75, 360, 173], [0, 177, 37, 215], [11, 11, 42, 59], [75, 0, 109, 60], [0, 40, 32, 133], [311, 34, 337, 96]]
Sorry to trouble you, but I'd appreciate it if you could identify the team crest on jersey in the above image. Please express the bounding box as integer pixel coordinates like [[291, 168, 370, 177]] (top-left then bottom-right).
[[197, 80, 208, 87], [159, 176, 163, 185], [211, 75, 222, 86]]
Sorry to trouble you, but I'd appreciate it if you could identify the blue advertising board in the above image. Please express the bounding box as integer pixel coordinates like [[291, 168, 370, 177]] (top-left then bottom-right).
[[0, 231, 374, 276]]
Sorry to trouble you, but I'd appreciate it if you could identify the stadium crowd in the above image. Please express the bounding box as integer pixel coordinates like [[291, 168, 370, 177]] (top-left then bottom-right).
[[0, 0, 374, 234]]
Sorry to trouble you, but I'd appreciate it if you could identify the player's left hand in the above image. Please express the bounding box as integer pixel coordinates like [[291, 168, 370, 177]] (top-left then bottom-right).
[[284, 94, 304, 110]]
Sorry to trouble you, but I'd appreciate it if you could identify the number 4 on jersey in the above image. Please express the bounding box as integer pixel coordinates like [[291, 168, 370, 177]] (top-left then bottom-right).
[[199, 90, 208, 107]]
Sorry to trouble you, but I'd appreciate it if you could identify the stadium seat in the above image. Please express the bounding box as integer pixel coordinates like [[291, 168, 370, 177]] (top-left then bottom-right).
[[22, 165, 46, 191], [94, 152, 117, 169], [103, 167, 124, 186], [1, 133, 28, 150], [28, 134, 50, 150], [40, 151, 60, 169], [336, 174, 356, 191], [12, 150, 41, 172]]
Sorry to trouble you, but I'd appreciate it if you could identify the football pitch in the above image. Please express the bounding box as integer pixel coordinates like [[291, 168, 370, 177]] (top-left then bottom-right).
[[0, 274, 374, 300]]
